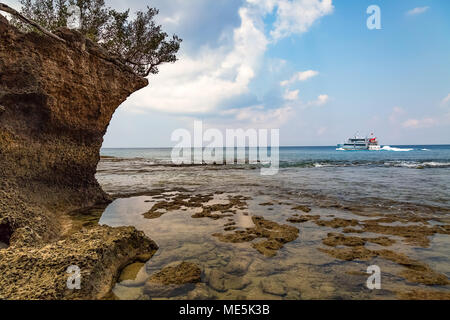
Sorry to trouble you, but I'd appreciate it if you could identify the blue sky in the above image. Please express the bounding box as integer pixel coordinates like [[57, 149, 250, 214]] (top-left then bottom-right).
[[4, 0, 450, 146]]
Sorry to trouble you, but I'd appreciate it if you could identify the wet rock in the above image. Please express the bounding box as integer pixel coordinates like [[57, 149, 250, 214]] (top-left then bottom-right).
[[322, 232, 396, 248], [376, 250, 450, 286], [400, 269, 449, 286], [226, 275, 251, 290], [260, 279, 286, 296], [291, 205, 311, 213], [316, 218, 359, 229], [198, 251, 218, 263], [252, 239, 284, 257], [206, 269, 251, 292], [320, 246, 449, 286], [0, 226, 158, 299], [224, 257, 252, 276], [213, 216, 299, 257], [322, 233, 366, 247], [365, 236, 395, 246], [207, 270, 227, 292], [259, 202, 274, 206], [192, 195, 247, 219], [144, 262, 201, 297], [187, 283, 217, 300], [318, 246, 376, 261], [212, 231, 258, 243], [396, 290, 450, 300], [319, 284, 335, 295], [342, 228, 364, 234], [361, 222, 437, 247], [287, 216, 309, 223], [287, 215, 319, 223], [143, 211, 164, 219], [285, 290, 301, 300]]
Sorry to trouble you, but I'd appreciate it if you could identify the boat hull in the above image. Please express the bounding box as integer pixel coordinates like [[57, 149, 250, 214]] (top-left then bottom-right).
[[337, 144, 380, 151]]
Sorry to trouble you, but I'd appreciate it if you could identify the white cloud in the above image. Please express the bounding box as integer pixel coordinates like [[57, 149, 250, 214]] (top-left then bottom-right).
[[218, 105, 294, 128], [160, 14, 182, 26], [402, 118, 437, 129], [267, 58, 287, 73], [128, 7, 267, 114], [308, 94, 329, 106], [283, 89, 299, 101], [441, 93, 450, 106], [125, 0, 333, 116], [280, 70, 319, 86], [267, 0, 334, 40], [406, 6, 430, 16]]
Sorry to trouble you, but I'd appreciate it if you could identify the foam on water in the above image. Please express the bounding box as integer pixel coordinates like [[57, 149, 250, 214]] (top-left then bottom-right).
[[381, 146, 414, 152]]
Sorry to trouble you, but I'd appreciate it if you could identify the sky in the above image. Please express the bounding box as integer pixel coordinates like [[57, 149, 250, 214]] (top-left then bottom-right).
[[3, 0, 450, 147]]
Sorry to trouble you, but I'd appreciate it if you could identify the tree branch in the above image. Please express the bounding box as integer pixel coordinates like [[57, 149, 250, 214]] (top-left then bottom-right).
[[0, 2, 66, 43]]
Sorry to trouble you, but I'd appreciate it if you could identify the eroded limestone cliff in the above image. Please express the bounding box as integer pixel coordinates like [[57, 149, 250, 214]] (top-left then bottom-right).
[[0, 15, 157, 299]]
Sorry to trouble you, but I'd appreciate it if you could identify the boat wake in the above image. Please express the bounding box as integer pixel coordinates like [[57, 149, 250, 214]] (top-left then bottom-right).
[[380, 146, 413, 152]]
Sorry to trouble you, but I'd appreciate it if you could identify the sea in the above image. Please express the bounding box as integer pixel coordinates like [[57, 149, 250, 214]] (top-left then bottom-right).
[[93, 145, 450, 300], [99, 145, 450, 209]]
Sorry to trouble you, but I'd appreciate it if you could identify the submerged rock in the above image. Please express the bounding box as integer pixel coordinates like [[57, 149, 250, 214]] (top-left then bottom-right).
[[291, 205, 311, 213], [213, 216, 299, 257], [207, 269, 227, 292], [206, 269, 250, 292], [224, 257, 252, 276], [319, 246, 450, 286], [260, 279, 287, 296], [187, 283, 217, 300], [396, 290, 450, 300], [144, 262, 202, 297]]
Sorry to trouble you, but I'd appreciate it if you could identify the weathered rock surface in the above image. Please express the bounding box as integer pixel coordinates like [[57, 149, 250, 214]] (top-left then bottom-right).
[[213, 216, 299, 257], [144, 262, 202, 297], [0, 226, 158, 299], [0, 16, 147, 213], [0, 17, 154, 299]]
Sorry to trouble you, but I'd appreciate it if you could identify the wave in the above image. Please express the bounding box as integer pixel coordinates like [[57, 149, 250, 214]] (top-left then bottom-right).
[[381, 146, 414, 152], [285, 160, 450, 169], [100, 156, 450, 170], [384, 161, 450, 169], [336, 146, 416, 152]]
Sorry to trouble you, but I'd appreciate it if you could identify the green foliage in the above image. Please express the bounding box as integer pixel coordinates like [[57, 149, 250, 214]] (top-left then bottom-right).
[[15, 0, 181, 76]]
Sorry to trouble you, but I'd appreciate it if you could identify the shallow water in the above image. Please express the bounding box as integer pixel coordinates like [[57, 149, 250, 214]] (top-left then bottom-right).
[[93, 146, 450, 300]]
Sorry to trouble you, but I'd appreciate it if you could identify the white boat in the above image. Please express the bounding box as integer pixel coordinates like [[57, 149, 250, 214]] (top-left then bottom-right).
[[337, 133, 381, 151]]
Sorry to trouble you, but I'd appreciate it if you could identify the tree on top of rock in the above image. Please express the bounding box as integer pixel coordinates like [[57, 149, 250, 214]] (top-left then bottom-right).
[[6, 0, 181, 77]]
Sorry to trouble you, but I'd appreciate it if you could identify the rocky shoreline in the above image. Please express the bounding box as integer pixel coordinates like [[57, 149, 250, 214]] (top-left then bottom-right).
[[0, 16, 156, 299]]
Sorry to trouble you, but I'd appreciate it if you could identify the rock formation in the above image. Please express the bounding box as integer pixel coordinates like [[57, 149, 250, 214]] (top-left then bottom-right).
[[144, 262, 202, 298], [0, 15, 156, 299]]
